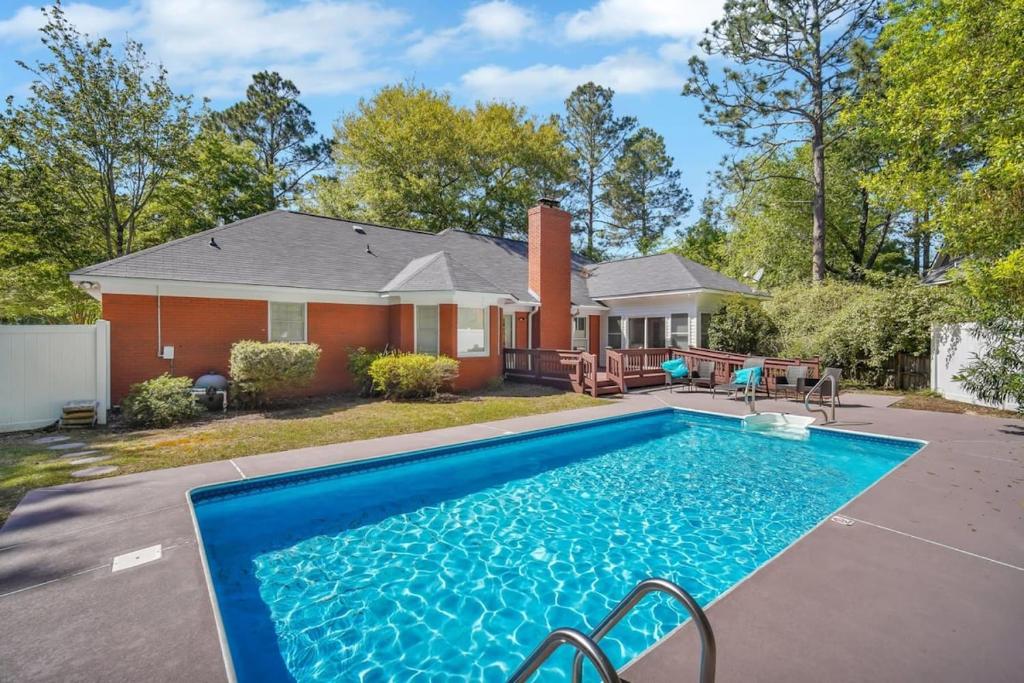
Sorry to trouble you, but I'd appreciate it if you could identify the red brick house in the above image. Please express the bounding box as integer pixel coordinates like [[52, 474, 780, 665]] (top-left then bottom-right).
[[71, 200, 758, 403]]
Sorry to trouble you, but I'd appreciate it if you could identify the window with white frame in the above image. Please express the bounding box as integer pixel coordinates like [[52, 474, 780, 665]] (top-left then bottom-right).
[[607, 316, 623, 349], [268, 302, 306, 342], [572, 316, 589, 351], [457, 307, 488, 356], [415, 305, 439, 355], [670, 313, 689, 349]]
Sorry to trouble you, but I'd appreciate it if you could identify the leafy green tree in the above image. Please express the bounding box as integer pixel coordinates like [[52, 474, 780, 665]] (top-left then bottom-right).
[[148, 125, 273, 242], [669, 197, 729, 270], [706, 296, 779, 355], [719, 142, 909, 287], [684, 0, 882, 282], [209, 71, 329, 209], [601, 128, 692, 255], [0, 2, 192, 321], [853, 0, 1024, 408], [560, 83, 637, 258], [312, 83, 569, 237], [2, 2, 195, 260]]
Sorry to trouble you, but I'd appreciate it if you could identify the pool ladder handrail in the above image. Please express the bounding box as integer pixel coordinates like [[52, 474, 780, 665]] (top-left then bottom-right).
[[804, 373, 837, 424], [506, 627, 622, 683], [569, 577, 716, 683], [743, 371, 758, 414]]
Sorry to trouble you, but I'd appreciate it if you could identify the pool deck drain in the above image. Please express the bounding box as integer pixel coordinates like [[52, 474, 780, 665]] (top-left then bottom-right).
[[1, 392, 1021, 682]]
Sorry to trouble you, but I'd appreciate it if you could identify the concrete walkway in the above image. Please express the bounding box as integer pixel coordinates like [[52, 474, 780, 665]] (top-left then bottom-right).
[[0, 391, 1021, 681]]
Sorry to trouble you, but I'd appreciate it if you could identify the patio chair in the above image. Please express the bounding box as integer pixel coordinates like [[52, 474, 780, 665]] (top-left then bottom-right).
[[686, 361, 717, 392], [797, 367, 843, 405], [713, 357, 768, 399], [662, 358, 689, 390], [774, 365, 808, 400]]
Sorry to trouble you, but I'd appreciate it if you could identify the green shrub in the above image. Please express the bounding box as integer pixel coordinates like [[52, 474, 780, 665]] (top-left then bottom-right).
[[122, 374, 201, 427], [764, 278, 949, 381], [229, 340, 321, 406], [368, 353, 459, 399], [706, 296, 780, 355], [347, 346, 390, 396]]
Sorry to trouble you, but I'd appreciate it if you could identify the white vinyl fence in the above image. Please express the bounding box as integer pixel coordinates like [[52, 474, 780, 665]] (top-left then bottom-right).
[[0, 321, 110, 432], [931, 323, 1019, 412]]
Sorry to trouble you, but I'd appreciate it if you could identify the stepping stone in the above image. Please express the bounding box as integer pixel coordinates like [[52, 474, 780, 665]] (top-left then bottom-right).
[[60, 450, 99, 459], [48, 442, 87, 451], [32, 435, 70, 444], [70, 465, 118, 478], [68, 455, 110, 465]]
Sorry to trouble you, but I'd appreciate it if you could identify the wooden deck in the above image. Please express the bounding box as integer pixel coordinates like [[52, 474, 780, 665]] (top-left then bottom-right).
[[502, 346, 821, 398]]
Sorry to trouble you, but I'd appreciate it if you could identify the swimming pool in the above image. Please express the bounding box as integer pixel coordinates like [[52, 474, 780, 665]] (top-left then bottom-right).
[[190, 408, 923, 682]]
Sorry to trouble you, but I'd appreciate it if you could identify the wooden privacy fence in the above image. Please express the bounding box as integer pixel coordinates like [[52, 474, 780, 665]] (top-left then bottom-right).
[[884, 352, 930, 391]]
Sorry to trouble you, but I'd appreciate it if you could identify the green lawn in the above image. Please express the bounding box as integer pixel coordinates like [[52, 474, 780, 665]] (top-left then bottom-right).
[[0, 384, 609, 525]]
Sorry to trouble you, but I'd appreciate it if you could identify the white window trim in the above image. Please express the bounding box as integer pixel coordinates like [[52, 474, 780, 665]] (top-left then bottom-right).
[[267, 301, 307, 343], [414, 304, 440, 355], [457, 306, 490, 358]]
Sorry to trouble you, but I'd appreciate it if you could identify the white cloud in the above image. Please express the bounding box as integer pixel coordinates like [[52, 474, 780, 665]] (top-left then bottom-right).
[[461, 50, 683, 103], [406, 1, 534, 62], [464, 1, 534, 41], [0, 2, 136, 41], [566, 0, 722, 41], [137, 0, 407, 96], [0, 0, 408, 97]]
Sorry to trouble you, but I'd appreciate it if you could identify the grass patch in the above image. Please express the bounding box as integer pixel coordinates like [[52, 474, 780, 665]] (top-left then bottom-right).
[[892, 391, 1020, 418], [0, 384, 608, 525]]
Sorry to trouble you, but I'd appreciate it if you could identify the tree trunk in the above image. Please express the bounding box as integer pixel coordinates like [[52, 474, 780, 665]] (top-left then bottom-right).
[[811, 125, 826, 282], [912, 214, 921, 275]]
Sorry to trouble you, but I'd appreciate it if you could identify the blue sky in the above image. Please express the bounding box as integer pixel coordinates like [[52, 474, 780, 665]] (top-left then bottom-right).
[[0, 1, 730, 218]]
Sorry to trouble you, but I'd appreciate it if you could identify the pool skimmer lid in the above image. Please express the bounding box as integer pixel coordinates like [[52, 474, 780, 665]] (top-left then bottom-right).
[[112, 544, 162, 572]]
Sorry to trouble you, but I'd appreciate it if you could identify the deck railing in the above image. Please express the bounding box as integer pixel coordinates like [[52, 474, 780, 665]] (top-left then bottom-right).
[[504, 345, 819, 395], [503, 348, 582, 385], [605, 348, 677, 392], [676, 346, 820, 391]]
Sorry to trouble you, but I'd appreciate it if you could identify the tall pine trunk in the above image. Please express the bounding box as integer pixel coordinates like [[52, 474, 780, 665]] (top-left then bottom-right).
[[811, 126, 826, 282]]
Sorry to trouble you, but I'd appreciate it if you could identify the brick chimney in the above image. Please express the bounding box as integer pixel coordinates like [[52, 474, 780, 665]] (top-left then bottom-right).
[[528, 198, 572, 349]]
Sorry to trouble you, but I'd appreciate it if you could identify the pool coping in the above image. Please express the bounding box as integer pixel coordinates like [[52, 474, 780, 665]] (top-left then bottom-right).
[[186, 405, 926, 682]]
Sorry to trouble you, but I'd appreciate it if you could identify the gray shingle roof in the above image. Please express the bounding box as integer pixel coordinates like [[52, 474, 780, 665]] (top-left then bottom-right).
[[585, 253, 754, 298], [73, 211, 752, 304], [381, 251, 505, 294]]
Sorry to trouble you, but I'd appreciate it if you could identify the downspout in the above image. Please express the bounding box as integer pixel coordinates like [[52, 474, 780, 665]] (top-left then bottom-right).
[[156, 284, 162, 357], [528, 306, 538, 349]]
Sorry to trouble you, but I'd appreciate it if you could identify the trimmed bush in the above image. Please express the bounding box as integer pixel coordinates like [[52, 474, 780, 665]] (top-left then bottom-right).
[[122, 374, 201, 427], [368, 353, 459, 399], [347, 346, 390, 396], [229, 340, 321, 406]]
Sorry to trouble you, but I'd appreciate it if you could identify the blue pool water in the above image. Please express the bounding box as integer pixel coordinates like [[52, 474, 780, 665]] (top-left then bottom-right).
[[191, 408, 922, 682]]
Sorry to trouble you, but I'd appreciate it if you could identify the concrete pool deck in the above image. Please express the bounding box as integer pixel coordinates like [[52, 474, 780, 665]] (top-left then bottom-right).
[[1, 391, 1021, 681]]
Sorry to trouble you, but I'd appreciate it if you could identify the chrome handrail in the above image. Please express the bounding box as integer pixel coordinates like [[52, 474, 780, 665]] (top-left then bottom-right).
[[743, 370, 758, 414], [507, 627, 621, 683], [570, 578, 716, 683], [804, 373, 837, 423]]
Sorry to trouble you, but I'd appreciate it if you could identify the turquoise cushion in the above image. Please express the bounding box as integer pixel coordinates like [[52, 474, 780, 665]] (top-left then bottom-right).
[[733, 367, 762, 385], [662, 359, 688, 378]]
